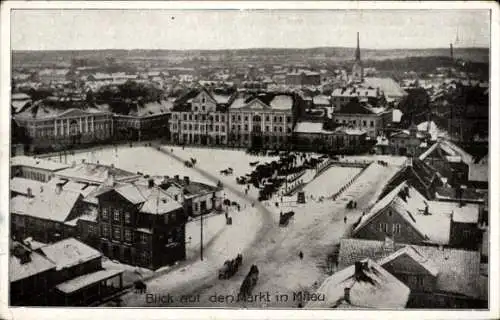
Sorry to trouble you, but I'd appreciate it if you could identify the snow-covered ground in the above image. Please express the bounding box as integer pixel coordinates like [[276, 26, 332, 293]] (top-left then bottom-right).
[[46, 144, 406, 308], [303, 166, 361, 198], [45, 145, 214, 185]]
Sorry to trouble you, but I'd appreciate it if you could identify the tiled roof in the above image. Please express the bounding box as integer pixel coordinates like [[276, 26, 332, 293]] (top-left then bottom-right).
[[10, 242, 56, 283], [337, 238, 483, 299], [39, 238, 101, 271], [306, 258, 410, 309]]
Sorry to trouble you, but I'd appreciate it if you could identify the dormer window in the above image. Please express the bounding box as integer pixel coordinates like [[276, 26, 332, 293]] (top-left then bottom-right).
[[202, 96, 206, 103]]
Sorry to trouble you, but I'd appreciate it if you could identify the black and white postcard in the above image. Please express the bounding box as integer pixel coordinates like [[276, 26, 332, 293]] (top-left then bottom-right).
[[1, 1, 498, 319]]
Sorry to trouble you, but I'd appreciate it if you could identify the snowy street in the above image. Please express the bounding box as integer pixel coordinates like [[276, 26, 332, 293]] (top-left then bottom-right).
[[42, 145, 404, 308]]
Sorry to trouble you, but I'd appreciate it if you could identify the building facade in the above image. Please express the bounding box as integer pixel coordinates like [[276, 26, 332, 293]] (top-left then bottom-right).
[[95, 182, 187, 270], [14, 107, 113, 150]]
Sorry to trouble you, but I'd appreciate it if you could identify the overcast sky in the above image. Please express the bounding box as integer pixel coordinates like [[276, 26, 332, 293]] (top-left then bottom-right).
[[11, 9, 490, 51]]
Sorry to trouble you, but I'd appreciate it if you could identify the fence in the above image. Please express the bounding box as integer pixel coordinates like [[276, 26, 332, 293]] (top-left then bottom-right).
[[330, 162, 374, 201]]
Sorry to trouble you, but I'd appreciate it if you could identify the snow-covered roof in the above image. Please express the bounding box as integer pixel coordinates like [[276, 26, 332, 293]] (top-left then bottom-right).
[[269, 95, 294, 110], [293, 121, 324, 134], [306, 258, 410, 309], [337, 238, 483, 299], [364, 77, 407, 98], [416, 121, 449, 141], [55, 163, 138, 184], [354, 181, 452, 245], [392, 109, 403, 123], [10, 177, 45, 197], [100, 183, 183, 215], [10, 242, 56, 282], [11, 92, 31, 100], [378, 245, 439, 276], [11, 187, 82, 223], [11, 156, 70, 172], [312, 95, 330, 105], [56, 269, 123, 294], [40, 238, 101, 271]]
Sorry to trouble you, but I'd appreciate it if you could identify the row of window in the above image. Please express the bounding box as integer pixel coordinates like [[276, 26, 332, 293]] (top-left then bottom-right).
[[100, 225, 149, 243], [174, 124, 226, 132], [172, 113, 291, 124], [101, 207, 132, 224], [335, 119, 375, 128], [176, 113, 226, 122], [378, 223, 401, 234]]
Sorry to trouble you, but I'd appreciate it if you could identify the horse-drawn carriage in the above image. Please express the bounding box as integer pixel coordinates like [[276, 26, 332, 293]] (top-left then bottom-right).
[[218, 254, 243, 279], [239, 265, 259, 298], [279, 211, 295, 226]]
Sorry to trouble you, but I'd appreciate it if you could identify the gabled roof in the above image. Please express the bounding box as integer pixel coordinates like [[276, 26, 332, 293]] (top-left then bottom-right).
[[337, 238, 484, 299], [39, 238, 101, 271], [377, 245, 439, 276], [97, 182, 182, 215], [11, 187, 82, 223], [354, 181, 452, 245], [10, 242, 56, 283], [306, 258, 410, 309]]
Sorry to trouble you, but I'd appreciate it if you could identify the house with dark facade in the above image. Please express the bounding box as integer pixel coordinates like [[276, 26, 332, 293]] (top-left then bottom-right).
[[10, 241, 57, 306], [94, 180, 186, 269], [292, 120, 368, 153], [338, 238, 487, 308], [351, 181, 481, 250], [10, 238, 123, 306], [10, 183, 85, 243]]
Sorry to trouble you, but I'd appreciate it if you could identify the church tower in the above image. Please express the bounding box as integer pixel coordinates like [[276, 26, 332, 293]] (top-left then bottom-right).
[[351, 32, 364, 83]]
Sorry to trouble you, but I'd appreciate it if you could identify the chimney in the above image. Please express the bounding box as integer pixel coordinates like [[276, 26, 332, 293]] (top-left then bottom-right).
[[27, 187, 33, 198], [110, 163, 115, 168], [184, 176, 190, 185], [174, 175, 180, 181], [148, 178, 155, 189], [344, 288, 351, 304], [354, 261, 363, 279], [55, 182, 63, 195]]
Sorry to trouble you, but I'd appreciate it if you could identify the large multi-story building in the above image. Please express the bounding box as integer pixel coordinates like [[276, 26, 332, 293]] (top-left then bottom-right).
[[14, 105, 113, 151], [95, 180, 186, 269], [227, 93, 296, 149], [169, 88, 235, 145], [332, 98, 393, 138]]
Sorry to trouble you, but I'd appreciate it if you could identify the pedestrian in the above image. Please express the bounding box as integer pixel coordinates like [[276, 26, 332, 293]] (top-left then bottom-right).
[[299, 251, 303, 260], [344, 216, 347, 224]]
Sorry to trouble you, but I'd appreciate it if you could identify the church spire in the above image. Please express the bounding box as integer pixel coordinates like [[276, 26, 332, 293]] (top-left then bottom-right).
[[355, 32, 361, 61]]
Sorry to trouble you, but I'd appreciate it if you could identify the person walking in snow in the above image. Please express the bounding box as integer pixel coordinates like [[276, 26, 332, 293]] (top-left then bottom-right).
[[344, 216, 347, 224], [299, 251, 304, 260]]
